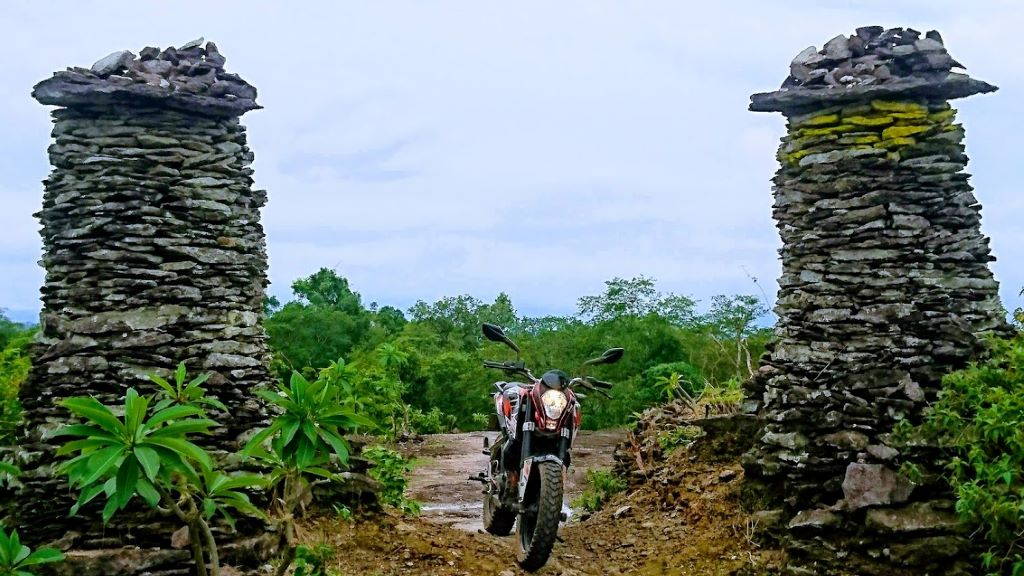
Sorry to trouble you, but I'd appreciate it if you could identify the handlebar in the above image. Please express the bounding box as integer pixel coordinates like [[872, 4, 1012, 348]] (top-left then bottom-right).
[[484, 361, 613, 399]]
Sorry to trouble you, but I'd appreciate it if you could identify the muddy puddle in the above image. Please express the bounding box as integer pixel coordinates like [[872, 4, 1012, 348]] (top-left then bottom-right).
[[400, 430, 624, 532]]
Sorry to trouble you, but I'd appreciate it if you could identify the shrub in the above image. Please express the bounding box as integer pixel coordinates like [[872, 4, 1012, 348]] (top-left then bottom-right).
[[409, 407, 457, 434], [245, 370, 374, 576], [363, 446, 419, 515], [56, 378, 262, 576], [571, 468, 626, 512], [910, 332, 1024, 576]]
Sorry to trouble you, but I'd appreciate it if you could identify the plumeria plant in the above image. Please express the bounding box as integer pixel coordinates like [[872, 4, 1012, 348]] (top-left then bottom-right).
[[55, 366, 263, 576], [244, 369, 374, 576]]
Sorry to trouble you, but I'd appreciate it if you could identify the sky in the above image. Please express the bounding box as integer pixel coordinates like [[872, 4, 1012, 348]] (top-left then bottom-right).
[[1, 1, 1022, 323]]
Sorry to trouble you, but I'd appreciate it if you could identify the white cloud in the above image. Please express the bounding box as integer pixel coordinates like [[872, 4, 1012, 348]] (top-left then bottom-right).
[[0, 1, 1021, 318]]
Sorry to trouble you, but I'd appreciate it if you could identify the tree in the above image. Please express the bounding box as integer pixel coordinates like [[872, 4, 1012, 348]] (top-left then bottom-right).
[[701, 294, 770, 379], [408, 295, 487, 350], [375, 306, 407, 336], [265, 269, 372, 375], [577, 277, 695, 325], [291, 268, 364, 314]]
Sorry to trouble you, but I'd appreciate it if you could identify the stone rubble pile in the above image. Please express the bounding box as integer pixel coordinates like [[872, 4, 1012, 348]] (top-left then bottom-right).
[[744, 27, 1009, 576], [785, 26, 961, 89], [32, 37, 258, 118], [5, 41, 274, 575]]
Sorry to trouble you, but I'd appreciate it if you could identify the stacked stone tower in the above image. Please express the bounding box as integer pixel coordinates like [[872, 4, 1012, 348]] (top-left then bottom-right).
[[744, 27, 1008, 574], [6, 40, 272, 573]]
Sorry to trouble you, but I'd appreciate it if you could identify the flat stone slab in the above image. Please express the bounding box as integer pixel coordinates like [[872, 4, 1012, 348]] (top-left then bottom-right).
[[750, 73, 997, 113], [33, 71, 259, 117]]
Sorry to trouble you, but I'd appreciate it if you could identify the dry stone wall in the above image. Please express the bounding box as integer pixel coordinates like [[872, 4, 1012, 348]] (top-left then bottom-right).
[[743, 27, 1009, 575], [4, 40, 273, 574]]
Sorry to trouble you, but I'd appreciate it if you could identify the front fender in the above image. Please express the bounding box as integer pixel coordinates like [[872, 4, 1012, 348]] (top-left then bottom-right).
[[519, 455, 565, 503]]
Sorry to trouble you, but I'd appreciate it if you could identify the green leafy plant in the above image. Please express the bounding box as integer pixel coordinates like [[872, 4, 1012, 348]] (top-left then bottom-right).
[[56, 372, 262, 576], [332, 504, 353, 522], [363, 446, 419, 515], [245, 370, 375, 576], [571, 468, 626, 512], [909, 332, 1024, 576], [409, 407, 457, 435], [657, 424, 705, 453], [148, 362, 227, 414], [293, 543, 340, 576], [0, 527, 63, 576]]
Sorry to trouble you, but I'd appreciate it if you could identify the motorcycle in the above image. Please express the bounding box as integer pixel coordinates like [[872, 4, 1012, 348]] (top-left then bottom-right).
[[471, 322, 623, 571]]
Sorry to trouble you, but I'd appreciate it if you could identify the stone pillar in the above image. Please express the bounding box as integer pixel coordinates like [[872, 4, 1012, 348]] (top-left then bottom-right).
[[743, 27, 1009, 575], [6, 40, 271, 569]]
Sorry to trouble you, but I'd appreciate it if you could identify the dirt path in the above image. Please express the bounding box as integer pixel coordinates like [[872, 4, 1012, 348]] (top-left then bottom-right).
[[400, 430, 625, 531]]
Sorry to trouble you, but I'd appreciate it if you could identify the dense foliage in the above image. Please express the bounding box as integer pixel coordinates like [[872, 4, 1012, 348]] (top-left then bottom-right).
[[0, 312, 34, 444], [911, 321, 1024, 576], [264, 270, 771, 432]]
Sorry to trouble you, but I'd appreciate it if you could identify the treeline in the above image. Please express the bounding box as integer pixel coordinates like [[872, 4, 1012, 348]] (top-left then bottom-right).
[[0, 271, 772, 439], [264, 269, 772, 432], [0, 314, 34, 443]]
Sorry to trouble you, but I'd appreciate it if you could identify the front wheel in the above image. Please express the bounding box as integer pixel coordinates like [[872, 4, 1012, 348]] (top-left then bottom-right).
[[516, 460, 563, 571]]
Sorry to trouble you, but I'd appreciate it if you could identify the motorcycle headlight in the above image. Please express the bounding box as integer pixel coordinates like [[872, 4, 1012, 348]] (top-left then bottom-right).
[[541, 389, 568, 420]]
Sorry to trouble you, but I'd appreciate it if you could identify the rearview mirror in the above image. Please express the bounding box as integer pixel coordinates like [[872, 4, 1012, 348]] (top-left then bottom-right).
[[482, 323, 520, 354], [583, 347, 624, 366]]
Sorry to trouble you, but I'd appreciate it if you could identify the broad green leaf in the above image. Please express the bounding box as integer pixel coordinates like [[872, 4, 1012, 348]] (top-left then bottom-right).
[[60, 397, 125, 437], [133, 446, 161, 481], [146, 404, 204, 427], [115, 457, 138, 508], [80, 446, 124, 487], [143, 437, 213, 470], [19, 547, 64, 566], [124, 389, 149, 437], [148, 419, 217, 439], [318, 428, 350, 464], [101, 495, 120, 524], [70, 482, 107, 516], [136, 477, 161, 508], [242, 421, 283, 454], [147, 373, 176, 397]]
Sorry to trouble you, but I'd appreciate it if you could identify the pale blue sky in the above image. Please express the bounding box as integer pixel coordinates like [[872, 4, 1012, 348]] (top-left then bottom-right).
[[1, 1, 1021, 323]]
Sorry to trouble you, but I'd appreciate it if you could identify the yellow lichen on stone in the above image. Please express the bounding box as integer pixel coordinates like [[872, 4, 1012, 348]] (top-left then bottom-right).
[[837, 134, 881, 145], [890, 111, 928, 120], [929, 109, 956, 123], [845, 115, 894, 127], [798, 124, 857, 137], [783, 149, 816, 164], [882, 124, 931, 140], [871, 100, 928, 114], [797, 113, 840, 127], [875, 137, 916, 149]]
